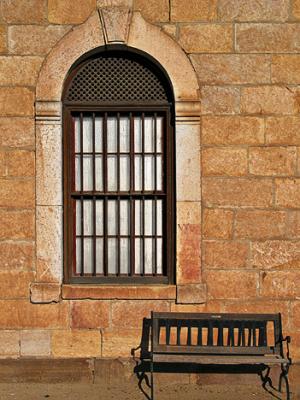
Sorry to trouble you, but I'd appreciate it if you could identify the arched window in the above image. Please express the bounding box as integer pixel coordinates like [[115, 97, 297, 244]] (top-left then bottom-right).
[[63, 47, 175, 284]]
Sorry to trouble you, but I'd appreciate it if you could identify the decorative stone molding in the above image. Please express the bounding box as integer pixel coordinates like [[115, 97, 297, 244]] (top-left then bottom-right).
[[35, 5, 203, 303]]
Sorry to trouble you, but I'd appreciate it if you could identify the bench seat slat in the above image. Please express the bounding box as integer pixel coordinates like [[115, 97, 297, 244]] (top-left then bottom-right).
[[153, 345, 276, 355]]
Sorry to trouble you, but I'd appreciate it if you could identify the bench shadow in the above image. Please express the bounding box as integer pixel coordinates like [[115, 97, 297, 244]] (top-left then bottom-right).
[[131, 318, 289, 400]]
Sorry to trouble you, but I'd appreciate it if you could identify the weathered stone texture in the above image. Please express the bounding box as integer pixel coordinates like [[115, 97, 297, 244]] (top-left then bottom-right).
[[293, 0, 300, 19], [51, 330, 101, 358], [235, 210, 287, 240], [249, 147, 297, 176], [0, 118, 34, 148], [102, 329, 140, 358], [287, 212, 300, 239], [134, 0, 169, 22], [8, 25, 70, 55], [0, 331, 20, 357], [176, 284, 207, 304], [0, 26, 7, 54], [30, 283, 61, 304], [0, 179, 35, 208], [218, 0, 289, 22], [203, 241, 248, 269], [177, 224, 201, 284], [203, 209, 233, 239], [192, 55, 270, 85], [291, 302, 300, 330], [202, 178, 273, 207], [241, 86, 299, 115], [171, 0, 217, 22], [179, 24, 233, 53], [0, 210, 34, 239], [266, 117, 300, 145], [201, 87, 240, 115], [20, 331, 50, 356], [261, 271, 300, 298], [202, 147, 247, 176], [202, 117, 264, 145], [1, 0, 46, 23], [251, 240, 300, 269], [272, 55, 300, 84], [71, 301, 110, 329], [6, 150, 35, 177], [0, 88, 34, 117], [48, 0, 96, 24], [275, 179, 300, 208], [0, 242, 34, 271], [0, 57, 43, 86], [0, 271, 34, 299], [236, 24, 300, 53]]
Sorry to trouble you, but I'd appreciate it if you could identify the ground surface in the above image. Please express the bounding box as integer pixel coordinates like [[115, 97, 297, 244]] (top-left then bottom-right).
[[0, 383, 295, 400]]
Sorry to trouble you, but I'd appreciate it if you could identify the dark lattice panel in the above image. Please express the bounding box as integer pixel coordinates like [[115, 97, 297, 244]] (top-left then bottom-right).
[[65, 56, 169, 103]]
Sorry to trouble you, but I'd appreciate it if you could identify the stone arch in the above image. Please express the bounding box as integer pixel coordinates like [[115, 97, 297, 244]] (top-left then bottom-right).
[[34, 4, 203, 304]]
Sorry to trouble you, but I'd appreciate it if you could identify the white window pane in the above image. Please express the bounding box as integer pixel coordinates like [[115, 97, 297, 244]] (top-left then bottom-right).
[[135, 238, 141, 274], [108, 238, 117, 274], [82, 117, 93, 152], [75, 155, 81, 191], [120, 238, 129, 274], [156, 155, 162, 191], [134, 155, 142, 191], [95, 116, 103, 152], [120, 155, 130, 191], [84, 238, 93, 274], [157, 200, 163, 236], [107, 200, 117, 235], [120, 200, 129, 235], [76, 238, 81, 274], [96, 238, 103, 274], [120, 117, 130, 153], [95, 155, 103, 191], [135, 199, 141, 235], [107, 117, 117, 153], [74, 117, 80, 153], [157, 238, 163, 274], [144, 238, 153, 274], [76, 200, 81, 235], [83, 200, 93, 235], [96, 200, 103, 236], [144, 116, 154, 152], [144, 155, 154, 191], [156, 116, 163, 152], [83, 155, 93, 191], [107, 155, 117, 191], [144, 200, 153, 236], [134, 117, 142, 152]]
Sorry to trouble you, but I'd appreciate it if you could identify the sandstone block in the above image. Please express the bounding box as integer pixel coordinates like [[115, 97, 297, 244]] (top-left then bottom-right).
[[20, 330, 50, 357], [203, 240, 248, 269], [266, 117, 300, 145], [249, 146, 296, 176], [236, 23, 300, 53], [287, 211, 300, 238], [179, 24, 233, 53], [177, 202, 201, 225], [177, 224, 201, 284], [202, 116, 264, 145], [51, 330, 101, 358], [0, 179, 35, 208], [6, 150, 35, 177], [0, 118, 34, 148], [134, 0, 169, 22], [171, 0, 217, 21], [30, 283, 61, 304], [0, 331, 20, 357], [191, 54, 270, 85], [275, 178, 300, 208], [0, 241, 34, 271], [98, 0, 133, 6], [235, 210, 287, 240], [0, 210, 34, 240], [293, 0, 300, 20], [241, 86, 298, 115], [202, 147, 247, 176], [201, 87, 240, 115], [71, 300, 110, 329], [203, 209, 233, 239], [48, 0, 95, 24], [291, 302, 300, 330], [205, 271, 258, 300], [0, 26, 7, 54], [222, 300, 289, 317], [261, 271, 300, 298], [171, 300, 224, 314], [0, 152, 5, 176], [272, 55, 300, 84], [0, 57, 43, 87], [1, 0, 46, 23], [8, 25, 70, 55], [111, 300, 169, 329], [0, 271, 34, 299], [0, 88, 34, 117], [251, 240, 300, 269], [202, 177, 273, 207], [161, 24, 177, 40], [219, 0, 289, 21], [102, 329, 140, 358], [176, 284, 207, 304]]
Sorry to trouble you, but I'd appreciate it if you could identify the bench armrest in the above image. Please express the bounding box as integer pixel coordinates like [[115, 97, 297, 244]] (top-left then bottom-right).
[[279, 336, 292, 365]]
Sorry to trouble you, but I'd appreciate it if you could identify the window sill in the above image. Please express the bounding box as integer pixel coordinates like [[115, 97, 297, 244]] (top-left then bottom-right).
[[61, 284, 176, 300]]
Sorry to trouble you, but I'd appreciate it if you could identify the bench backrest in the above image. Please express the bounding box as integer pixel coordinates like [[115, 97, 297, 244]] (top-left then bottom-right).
[[151, 312, 283, 356]]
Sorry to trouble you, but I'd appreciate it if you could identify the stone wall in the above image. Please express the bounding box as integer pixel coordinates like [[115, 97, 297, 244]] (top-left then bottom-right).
[[0, 0, 300, 362]]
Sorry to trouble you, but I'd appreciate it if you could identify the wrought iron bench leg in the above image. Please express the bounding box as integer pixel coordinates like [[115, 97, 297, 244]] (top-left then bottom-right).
[[150, 358, 154, 400], [279, 364, 290, 400]]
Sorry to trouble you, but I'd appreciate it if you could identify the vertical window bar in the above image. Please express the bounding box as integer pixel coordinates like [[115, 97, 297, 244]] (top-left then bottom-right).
[[103, 113, 108, 193], [117, 113, 120, 192], [141, 195, 145, 276], [80, 113, 83, 192], [117, 195, 120, 276], [92, 113, 96, 276], [103, 196, 108, 276], [130, 198, 135, 276], [153, 114, 158, 276], [142, 113, 145, 193], [130, 112, 135, 192], [80, 195, 84, 276], [80, 113, 84, 276], [153, 197, 157, 276]]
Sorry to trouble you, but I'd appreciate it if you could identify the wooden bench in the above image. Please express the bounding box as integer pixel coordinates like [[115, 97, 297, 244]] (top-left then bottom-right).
[[148, 312, 291, 400]]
